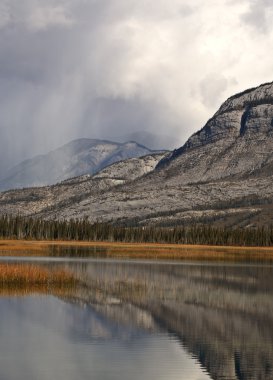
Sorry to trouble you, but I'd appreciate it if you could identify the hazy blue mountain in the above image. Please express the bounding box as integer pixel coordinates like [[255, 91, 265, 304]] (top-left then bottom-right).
[[0, 139, 155, 191]]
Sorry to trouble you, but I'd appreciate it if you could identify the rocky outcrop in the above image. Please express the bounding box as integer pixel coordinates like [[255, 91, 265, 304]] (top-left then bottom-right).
[[157, 81, 273, 183]]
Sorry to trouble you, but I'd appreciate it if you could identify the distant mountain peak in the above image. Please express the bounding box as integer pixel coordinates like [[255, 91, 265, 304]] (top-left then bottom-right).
[[0, 138, 157, 191]]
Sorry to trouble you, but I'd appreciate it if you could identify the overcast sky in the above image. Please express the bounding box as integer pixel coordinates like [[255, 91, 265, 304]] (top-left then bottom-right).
[[0, 0, 273, 174]]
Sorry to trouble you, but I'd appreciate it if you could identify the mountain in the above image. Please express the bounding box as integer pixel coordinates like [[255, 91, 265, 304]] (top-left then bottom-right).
[[0, 152, 166, 219], [1, 81, 273, 227], [158, 80, 273, 181], [0, 139, 156, 191]]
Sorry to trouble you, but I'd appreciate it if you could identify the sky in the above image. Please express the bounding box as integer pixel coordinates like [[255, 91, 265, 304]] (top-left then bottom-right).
[[0, 0, 273, 175]]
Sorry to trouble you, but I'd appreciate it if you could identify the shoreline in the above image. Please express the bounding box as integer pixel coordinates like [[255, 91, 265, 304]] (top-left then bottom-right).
[[1, 239, 273, 261], [2, 238, 273, 249]]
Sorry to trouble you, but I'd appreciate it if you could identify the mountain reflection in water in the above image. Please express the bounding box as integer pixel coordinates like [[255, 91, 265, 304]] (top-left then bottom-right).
[[1, 258, 273, 380]]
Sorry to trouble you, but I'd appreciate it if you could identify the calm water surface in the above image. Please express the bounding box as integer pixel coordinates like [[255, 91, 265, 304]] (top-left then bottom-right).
[[1, 250, 273, 380]]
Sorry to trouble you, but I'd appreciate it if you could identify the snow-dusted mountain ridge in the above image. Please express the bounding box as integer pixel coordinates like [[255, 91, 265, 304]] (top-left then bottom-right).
[[0, 153, 166, 219], [153, 80, 273, 188], [0, 139, 156, 191]]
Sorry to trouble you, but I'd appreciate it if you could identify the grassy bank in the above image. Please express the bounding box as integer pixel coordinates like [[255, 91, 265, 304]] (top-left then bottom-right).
[[0, 263, 76, 285], [0, 262, 77, 296], [1, 239, 273, 261]]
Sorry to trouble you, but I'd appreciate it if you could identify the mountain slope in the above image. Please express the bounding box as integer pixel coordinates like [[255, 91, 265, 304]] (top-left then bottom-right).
[[0, 153, 166, 219], [0, 139, 155, 191], [157, 81, 273, 183], [1, 81, 273, 227]]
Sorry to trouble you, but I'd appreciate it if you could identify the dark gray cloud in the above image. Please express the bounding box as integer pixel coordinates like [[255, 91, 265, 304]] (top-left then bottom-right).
[[241, 0, 273, 33], [0, 0, 273, 177]]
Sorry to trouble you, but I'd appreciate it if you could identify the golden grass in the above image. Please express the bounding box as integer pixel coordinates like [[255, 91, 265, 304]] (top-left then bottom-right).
[[0, 286, 77, 297], [0, 264, 76, 286], [1, 239, 273, 261]]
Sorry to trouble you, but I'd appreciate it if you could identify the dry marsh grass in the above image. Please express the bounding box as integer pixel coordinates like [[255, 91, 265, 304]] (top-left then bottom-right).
[[1, 239, 273, 261], [0, 264, 77, 287], [0, 286, 78, 297]]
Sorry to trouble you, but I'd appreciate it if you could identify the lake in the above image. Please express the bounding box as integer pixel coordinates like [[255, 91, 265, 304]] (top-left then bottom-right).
[[0, 252, 273, 380]]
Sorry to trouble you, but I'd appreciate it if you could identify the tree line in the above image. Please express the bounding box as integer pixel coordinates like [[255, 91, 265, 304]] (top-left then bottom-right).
[[1, 214, 273, 246]]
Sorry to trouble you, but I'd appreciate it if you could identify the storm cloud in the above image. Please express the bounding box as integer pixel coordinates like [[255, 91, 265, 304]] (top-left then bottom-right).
[[0, 0, 273, 175]]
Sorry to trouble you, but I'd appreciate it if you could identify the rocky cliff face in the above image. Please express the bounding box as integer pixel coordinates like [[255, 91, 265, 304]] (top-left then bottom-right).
[[1, 82, 273, 226], [158, 81, 273, 183]]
